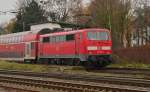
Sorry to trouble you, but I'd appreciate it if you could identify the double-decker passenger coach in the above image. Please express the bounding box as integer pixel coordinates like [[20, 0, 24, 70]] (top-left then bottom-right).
[[0, 31, 38, 62]]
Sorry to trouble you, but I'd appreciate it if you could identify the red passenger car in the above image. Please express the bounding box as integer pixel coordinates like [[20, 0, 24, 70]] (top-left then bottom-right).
[[0, 28, 112, 67], [0, 31, 39, 62]]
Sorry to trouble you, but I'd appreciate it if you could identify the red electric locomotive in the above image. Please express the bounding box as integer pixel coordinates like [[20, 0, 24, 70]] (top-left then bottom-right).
[[39, 28, 112, 66], [0, 26, 112, 67]]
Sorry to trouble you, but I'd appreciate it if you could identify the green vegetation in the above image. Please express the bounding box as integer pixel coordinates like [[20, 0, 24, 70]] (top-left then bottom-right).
[[0, 60, 149, 79], [0, 61, 49, 72], [12, 0, 47, 33], [0, 61, 86, 72], [0, 59, 149, 73], [108, 55, 150, 69]]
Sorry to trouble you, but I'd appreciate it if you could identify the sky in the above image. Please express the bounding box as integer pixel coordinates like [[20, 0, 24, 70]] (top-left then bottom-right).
[[0, 0, 90, 24], [0, 0, 18, 24]]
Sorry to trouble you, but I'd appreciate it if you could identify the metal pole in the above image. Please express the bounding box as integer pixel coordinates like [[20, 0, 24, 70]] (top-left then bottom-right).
[[23, 22, 25, 31]]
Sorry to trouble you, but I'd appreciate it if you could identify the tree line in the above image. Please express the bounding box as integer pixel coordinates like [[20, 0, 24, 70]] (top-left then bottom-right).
[[1, 0, 150, 49]]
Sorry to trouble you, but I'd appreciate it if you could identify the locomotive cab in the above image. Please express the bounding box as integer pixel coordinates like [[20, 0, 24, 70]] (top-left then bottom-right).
[[81, 29, 112, 67]]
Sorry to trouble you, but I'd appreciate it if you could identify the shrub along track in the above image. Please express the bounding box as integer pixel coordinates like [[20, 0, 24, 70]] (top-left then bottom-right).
[[0, 69, 149, 92]]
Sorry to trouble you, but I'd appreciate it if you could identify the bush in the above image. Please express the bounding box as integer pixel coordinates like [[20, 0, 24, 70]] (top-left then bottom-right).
[[114, 45, 150, 64]]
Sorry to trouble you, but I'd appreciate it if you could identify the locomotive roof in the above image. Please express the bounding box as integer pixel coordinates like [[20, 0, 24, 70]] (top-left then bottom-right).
[[41, 28, 110, 37], [0, 28, 110, 38]]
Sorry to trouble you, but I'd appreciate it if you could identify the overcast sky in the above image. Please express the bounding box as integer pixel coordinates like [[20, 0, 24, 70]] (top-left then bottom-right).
[[0, 0, 91, 24], [0, 0, 18, 24]]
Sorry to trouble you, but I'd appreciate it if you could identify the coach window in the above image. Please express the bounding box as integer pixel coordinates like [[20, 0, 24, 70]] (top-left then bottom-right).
[[66, 34, 74, 41], [7, 37, 10, 43], [18, 36, 21, 42], [31, 43, 34, 49], [1, 39, 2, 44], [43, 37, 50, 43], [14, 36, 17, 43], [5, 38, 7, 44], [12, 37, 14, 43]]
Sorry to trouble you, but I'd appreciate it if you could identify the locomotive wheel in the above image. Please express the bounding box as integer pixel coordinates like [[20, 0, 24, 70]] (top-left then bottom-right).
[[68, 59, 74, 66], [50, 59, 56, 65], [62, 59, 67, 65], [73, 59, 80, 66], [83, 61, 94, 69], [96, 59, 111, 67], [56, 59, 60, 65], [60, 60, 64, 65]]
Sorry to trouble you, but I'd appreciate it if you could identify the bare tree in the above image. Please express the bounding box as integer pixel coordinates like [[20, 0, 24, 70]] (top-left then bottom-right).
[[132, 0, 150, 46], [40, 0, 82, 23], [89, 0, 132, 48]]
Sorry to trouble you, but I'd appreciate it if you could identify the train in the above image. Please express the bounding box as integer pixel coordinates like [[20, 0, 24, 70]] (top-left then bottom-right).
[[0, 23, 112, 67]]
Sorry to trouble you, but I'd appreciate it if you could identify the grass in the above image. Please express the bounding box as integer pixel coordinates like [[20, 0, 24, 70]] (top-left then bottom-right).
[[0, 61, 50, 72], [0, 61, 86, 73], [0, 56, 150, 73], [107, 54, 150, 69], [0, 60, 149, 79]]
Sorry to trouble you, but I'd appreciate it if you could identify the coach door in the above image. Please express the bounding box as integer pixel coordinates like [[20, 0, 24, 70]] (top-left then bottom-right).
[[25, 42, 32, 59]]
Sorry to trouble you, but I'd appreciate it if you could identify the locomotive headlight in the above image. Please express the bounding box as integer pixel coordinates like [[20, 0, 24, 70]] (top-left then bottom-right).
[[87, 46, 98, 50], [101, 46, 111, 50]]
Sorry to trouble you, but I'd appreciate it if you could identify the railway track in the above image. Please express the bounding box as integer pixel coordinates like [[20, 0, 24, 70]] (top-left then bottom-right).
[[87, 67, 150, 76], [0, 69, 149, 91], [0, 74, 149, 92]]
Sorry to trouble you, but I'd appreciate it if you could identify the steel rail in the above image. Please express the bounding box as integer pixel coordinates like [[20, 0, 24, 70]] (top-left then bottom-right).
[[88, 67, 150, 76], [0, 85, 38, 92], [0, 69, 149, 88]]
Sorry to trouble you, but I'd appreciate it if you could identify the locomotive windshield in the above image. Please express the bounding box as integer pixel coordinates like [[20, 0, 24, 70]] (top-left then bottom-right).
[[87, 31, 109, 40]]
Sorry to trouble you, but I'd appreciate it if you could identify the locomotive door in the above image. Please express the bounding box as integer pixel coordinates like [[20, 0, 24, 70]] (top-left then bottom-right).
[[75, 33, 81, 55], [25, 42, 32, 59]]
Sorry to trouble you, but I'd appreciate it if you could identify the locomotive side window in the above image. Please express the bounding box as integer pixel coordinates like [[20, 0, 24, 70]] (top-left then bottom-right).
[[52, 36, 56, 43], [59, 36, 63, 42], [63, 35, 66, 41], [56, 36, 59, 42], [43, 37, 50, 43], [87, 31, 109, 40], [66, 34, 74, 41], [59, 35, 66, 42], [87, 32, 97, 40], [49, 36, 52, 43], [98, 32, 108, 40]]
